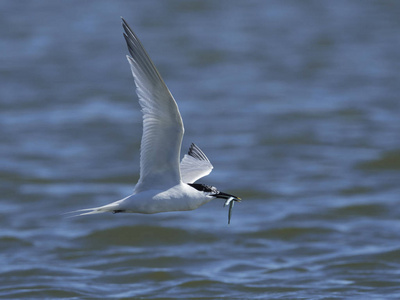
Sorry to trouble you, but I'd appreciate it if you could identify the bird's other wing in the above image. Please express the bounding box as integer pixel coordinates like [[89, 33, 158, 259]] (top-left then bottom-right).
[[180, 143, 213, 184], [122, 18, 184, 192]]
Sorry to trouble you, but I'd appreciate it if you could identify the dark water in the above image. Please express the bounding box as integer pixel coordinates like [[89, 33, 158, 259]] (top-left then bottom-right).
[[1, 1, 400, 299]]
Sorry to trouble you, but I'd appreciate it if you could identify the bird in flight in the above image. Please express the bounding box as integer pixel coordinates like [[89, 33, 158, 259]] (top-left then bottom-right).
[[71, 18, 241, 224]]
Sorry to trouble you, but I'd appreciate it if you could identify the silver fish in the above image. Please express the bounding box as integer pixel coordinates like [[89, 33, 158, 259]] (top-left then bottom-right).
[[224, 196, 241, 224]]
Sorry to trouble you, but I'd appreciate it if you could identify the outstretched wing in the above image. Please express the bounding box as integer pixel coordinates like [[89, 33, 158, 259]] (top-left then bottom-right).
[[180, 143, 213, 183], [122, 18, 184, 192]]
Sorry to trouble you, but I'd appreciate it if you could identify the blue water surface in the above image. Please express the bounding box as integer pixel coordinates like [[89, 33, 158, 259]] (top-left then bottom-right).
[[1, 1, 400, 299]]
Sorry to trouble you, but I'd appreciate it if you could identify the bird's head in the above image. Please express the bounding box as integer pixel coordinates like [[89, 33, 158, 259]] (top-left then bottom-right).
[[188, 183, 241, 224]]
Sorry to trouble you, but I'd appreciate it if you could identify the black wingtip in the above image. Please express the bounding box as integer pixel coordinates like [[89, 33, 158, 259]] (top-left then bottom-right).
[[121, 17, 134, 36], [121, 17, 128, 28], [188, 143, 210, 162]]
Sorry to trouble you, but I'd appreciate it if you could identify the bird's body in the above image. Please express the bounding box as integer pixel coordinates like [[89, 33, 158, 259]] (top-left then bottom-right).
[[70, 18, 240, 223], [126, 183, 212, 213], [90, 183, 212, 215]]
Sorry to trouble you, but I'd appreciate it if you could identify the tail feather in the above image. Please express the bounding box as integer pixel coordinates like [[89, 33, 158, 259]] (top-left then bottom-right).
[[64, 202, 121, 217]]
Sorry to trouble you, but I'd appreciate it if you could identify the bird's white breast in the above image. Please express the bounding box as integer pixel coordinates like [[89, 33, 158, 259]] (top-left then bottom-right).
[[120, 182, 212, 214]]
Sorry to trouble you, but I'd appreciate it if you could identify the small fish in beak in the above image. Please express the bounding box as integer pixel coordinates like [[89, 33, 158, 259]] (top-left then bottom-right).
[[223, 196, 241, 225]]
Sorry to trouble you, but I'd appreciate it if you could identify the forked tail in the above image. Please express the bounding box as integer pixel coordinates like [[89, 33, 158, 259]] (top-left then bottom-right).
[[64, 201, 122, 217]]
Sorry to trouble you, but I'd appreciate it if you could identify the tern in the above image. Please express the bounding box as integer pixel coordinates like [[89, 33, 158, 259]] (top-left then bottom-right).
[[70, 18, 241, 224]]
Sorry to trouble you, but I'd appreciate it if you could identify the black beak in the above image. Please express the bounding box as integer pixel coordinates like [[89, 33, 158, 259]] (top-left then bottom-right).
[[212, 191, 241, 202]]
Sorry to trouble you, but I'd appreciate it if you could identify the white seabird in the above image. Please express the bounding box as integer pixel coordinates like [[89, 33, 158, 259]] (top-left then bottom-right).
[[71, 18, 241, 224]]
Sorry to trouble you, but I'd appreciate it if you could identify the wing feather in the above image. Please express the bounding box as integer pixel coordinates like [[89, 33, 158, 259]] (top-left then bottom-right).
[[122, 18, 184, 192], [180, 143, 213, 183]]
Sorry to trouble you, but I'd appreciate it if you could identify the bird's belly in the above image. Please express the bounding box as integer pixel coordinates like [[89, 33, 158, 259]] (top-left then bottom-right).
[[122, 185, 210, 214]]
